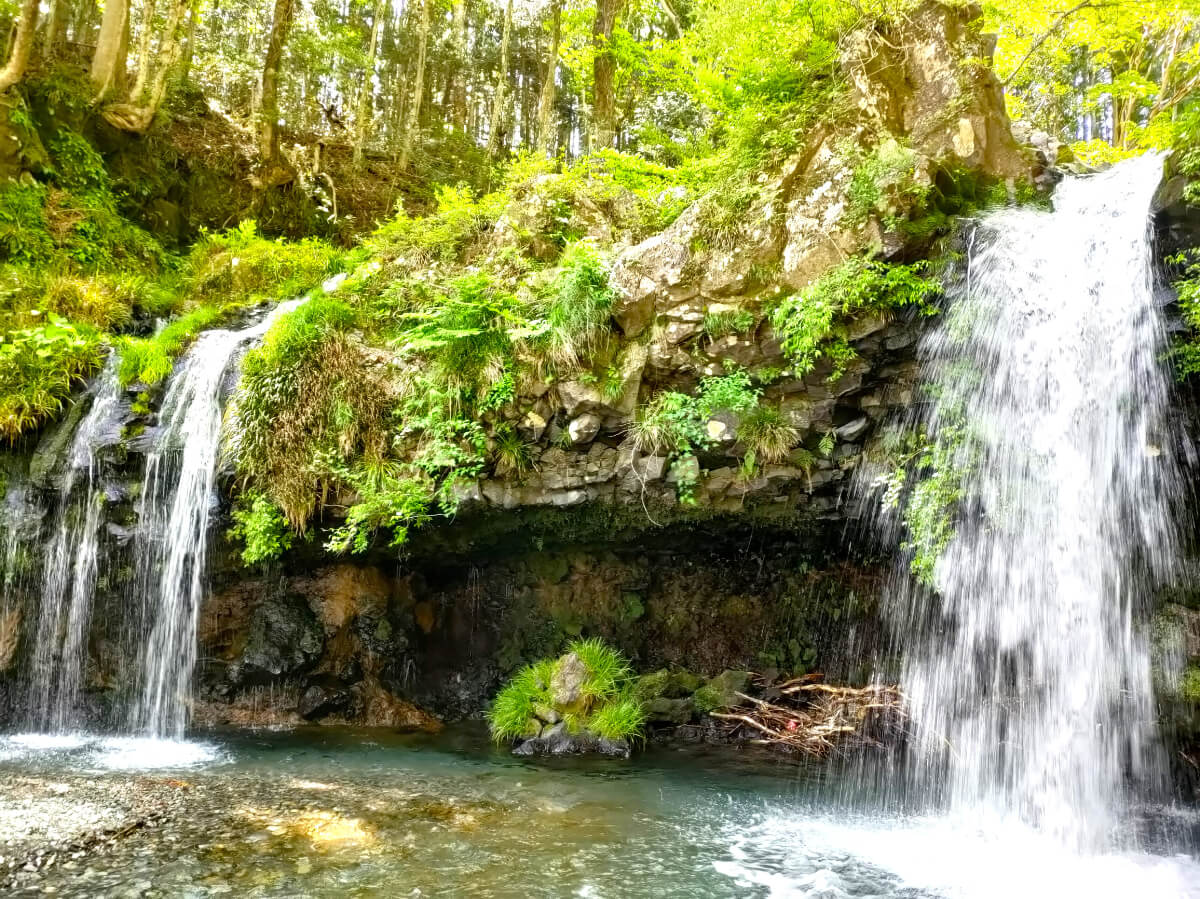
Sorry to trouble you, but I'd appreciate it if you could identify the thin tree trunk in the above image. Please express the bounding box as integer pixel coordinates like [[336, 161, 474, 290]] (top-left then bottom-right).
[[41, 0, 65, 60], [180, 0, 201, 83], [259, 0, 296, 175], [353, 0, 385, 167], [590, 0, 623, 150], [444, 0, 469, 132], [89, 0, 129, 97], [129, 0, 159, 102], [486, 0, 512, 157], [535, 0, 560, 155], [398, 0, 430, 172], [0, 0, 38, 91]]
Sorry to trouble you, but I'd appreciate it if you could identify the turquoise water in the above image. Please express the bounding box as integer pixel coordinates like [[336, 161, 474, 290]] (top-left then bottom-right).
[[1, 728, 1198, 897]]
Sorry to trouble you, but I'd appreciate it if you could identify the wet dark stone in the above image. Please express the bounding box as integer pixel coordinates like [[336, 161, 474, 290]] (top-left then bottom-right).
[[297, 682, 350, 720], [512, 723, 631, 759]]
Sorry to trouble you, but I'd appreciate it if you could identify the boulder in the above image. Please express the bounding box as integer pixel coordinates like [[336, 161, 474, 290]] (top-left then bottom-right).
[[550, 651, 589, 712], [567, 413, 602, 445]]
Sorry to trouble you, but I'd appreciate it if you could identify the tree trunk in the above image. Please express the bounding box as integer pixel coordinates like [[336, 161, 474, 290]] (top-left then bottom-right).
[[101, 0, 189, 132], [89, 0, 129, 98], [444, 0, 469, 132], [129, 0, 159, 102], [41, 0, 65, 61], [398, 0, 430, 172], [590, 0, 623, 150], [0, 0, 38, 91], [353, 0, 386, 167], [257, 0, 296, 183], [535, 0, 561, 155], [486, 0, 512, 157], [180, 0, 201, 83]]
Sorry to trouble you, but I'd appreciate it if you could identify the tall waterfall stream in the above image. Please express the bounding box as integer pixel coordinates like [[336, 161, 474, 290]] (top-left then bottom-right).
[[873, 152, 1182, 852]]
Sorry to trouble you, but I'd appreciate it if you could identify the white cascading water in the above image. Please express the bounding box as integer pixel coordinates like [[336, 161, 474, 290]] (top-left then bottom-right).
[[881, 153, 1178, 852], [130, 299, 305, 738], [26, 357, 123, 731]]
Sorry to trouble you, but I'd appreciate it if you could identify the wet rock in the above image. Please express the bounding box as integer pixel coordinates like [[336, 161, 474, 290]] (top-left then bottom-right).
[[695, 670, 753, 712], [645, 697, 695, 725], [836, 416, 870, 442], [298, 683, 350, 720], [512, 723, 632, 759], [230, 595, 322, 684]]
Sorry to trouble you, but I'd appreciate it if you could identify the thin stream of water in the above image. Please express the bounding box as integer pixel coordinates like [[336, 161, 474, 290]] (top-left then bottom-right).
[[130, 298, 306, 738]]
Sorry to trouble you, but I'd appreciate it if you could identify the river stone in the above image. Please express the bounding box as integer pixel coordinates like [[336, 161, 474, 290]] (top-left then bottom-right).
[[550, 652, 589, 711]]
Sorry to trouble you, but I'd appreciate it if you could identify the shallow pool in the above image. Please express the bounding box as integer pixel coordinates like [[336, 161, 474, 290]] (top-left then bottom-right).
[[1, 727, 1199, 898]]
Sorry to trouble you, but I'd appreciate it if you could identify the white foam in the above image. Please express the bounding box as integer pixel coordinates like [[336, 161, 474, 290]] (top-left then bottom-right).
[[717, 810, 1200, 899], [0, 732, 224, 771]]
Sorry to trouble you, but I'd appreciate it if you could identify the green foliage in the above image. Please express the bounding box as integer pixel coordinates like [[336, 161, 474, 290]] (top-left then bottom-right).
[[738, 405, 800, 463], [541, 242, 616, 368], [228, 494, 294, 565], [487, 640, 644, 744], [771, 257, 939, 377], [368, 184, 503, 268], [0, 316, 103, 441], [568, 637, 634, 703], [589, 690, 648, 741], [0, 183, 54, 265], [1171, 250, 1200, 379], [876, 424, 968, 586], [703, 308, 757, 340], [846, 138, 922, 227], [486, 659, 557, 741]]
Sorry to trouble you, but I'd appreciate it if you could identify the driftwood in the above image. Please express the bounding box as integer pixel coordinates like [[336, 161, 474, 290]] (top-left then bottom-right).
[[709, 673, 906, 757]]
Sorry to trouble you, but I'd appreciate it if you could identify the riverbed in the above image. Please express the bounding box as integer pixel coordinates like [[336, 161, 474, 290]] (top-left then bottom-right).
[[1, 727, 1199, 898]]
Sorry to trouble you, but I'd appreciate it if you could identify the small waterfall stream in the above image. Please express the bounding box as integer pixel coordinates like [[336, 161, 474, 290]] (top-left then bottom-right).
[[8, 298, 305, 738], [26, 358, 123, 732], [129, 299, 304, 739], [879, 153, 1180, 851]]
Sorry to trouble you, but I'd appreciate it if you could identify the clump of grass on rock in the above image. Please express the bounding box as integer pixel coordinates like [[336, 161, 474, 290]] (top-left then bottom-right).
[[487, 639, 646, 747]]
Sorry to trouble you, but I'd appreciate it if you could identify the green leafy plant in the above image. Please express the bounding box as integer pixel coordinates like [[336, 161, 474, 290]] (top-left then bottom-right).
[[771, 257, 939, 378], [228, 493, 294, 565]]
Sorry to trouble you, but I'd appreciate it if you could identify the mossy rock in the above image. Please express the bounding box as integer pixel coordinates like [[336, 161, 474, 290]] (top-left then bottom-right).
[[694, 669, 752, 713], [634, 668, 704, 702]]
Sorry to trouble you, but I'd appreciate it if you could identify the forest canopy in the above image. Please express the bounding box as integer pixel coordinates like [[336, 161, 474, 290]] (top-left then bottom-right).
[[0, 0, 1193, 187]]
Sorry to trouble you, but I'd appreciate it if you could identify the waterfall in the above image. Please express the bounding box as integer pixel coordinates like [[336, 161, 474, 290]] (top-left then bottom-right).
[[878, 153, 1178, 851], [129, 299, 304, 739], [26, 357, 123, 732]]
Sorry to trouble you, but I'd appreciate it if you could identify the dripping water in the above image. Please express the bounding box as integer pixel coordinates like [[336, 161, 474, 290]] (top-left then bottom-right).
[[867, 153, 1181, 852]]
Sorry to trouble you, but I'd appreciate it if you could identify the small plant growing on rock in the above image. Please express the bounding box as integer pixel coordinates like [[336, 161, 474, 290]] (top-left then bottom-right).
[[486, 639, 646, 746]]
